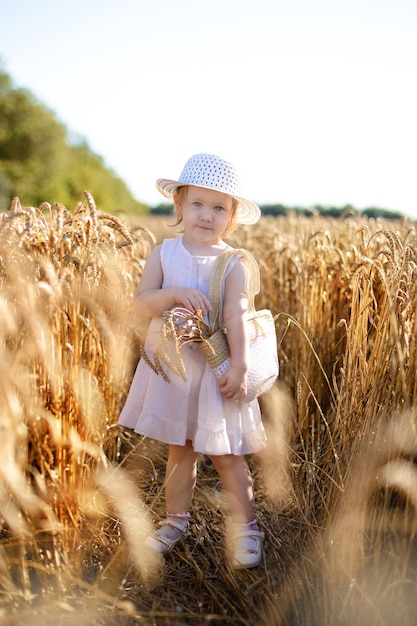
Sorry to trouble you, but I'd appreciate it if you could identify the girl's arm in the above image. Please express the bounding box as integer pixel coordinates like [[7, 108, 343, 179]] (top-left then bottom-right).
[[218, 257, 250, 402], [134, 246, 212, 318]]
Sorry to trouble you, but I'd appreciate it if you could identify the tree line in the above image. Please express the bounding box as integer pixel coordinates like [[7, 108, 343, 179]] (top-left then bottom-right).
[[0, 66, 147, 215], [151, 202, 404, 220]]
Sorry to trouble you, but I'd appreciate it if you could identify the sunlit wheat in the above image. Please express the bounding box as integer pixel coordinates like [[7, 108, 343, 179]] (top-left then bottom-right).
[[2, 200, 417, 624]]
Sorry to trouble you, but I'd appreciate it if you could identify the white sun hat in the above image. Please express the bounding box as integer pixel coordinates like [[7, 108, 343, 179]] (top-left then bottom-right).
[[156, 153, 261, 225]]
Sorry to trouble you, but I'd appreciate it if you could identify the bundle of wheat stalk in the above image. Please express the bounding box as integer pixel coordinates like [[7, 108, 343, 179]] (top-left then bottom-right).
[[1, 200, 417, 625]]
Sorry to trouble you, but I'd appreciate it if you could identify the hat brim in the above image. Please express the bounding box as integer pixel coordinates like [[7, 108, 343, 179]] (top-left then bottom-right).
[[156, 178, 261, 225]]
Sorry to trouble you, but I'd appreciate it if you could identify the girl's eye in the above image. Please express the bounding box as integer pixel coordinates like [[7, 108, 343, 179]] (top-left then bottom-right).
[[214, 205, 224, 213], [193, 202, 202, 207]]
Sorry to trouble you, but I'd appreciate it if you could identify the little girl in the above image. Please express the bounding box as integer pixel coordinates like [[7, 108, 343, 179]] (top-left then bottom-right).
[[118, 153, 267, 568]]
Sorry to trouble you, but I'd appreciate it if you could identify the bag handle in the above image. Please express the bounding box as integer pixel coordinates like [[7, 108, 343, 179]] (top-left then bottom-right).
[[209, 248, 260, 332]]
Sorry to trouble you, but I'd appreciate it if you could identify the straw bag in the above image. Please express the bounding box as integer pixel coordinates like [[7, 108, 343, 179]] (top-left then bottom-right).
[[200, 248, 279, 403]]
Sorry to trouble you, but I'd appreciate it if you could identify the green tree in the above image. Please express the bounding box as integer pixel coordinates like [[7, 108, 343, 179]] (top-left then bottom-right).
[[0, 67, 147, 215]]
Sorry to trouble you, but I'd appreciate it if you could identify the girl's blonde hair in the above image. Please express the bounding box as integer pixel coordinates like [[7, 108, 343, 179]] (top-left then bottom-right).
[[172, 186, 239, 237]]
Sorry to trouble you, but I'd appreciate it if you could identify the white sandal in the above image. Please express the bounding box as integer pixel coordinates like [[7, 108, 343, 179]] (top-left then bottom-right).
[[145, 514, 190, 554], [232, 523, 265, 569]]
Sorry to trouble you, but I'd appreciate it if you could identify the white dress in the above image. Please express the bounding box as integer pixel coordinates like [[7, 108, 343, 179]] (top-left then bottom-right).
[[118, 237, 267, 456]]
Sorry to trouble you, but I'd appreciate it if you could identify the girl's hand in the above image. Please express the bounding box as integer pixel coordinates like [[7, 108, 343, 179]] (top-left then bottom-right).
[[218, 366, 247, 403], [172, 287, 212, 315]]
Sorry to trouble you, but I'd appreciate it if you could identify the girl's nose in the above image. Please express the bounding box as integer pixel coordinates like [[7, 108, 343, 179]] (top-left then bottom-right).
[[200, 207, 212, 221]]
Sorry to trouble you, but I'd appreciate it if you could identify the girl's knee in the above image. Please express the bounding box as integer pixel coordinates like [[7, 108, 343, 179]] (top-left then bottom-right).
[[210, 453, 246, 472], [168, 443, 198, 464]]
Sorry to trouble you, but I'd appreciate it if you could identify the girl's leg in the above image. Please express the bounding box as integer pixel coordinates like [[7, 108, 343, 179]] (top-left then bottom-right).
[[146, 442, 198, 553], [165, 441, 198, 514], [208, 454, 255, 524], [209, 454, 264, 568]]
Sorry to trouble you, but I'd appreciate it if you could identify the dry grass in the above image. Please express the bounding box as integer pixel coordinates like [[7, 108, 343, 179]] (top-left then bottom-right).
[[1, 201, 417, 624]]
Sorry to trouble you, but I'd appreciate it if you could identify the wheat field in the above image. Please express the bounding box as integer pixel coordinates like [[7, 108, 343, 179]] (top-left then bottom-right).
[[1, 194, 417, 625]]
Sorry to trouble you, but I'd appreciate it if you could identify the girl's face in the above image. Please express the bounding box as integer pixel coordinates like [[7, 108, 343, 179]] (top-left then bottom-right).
[[176, 186, 235, 246]]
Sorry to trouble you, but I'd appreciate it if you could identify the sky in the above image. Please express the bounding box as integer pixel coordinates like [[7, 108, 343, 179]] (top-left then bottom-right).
[[1, 0, 416, 217]]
